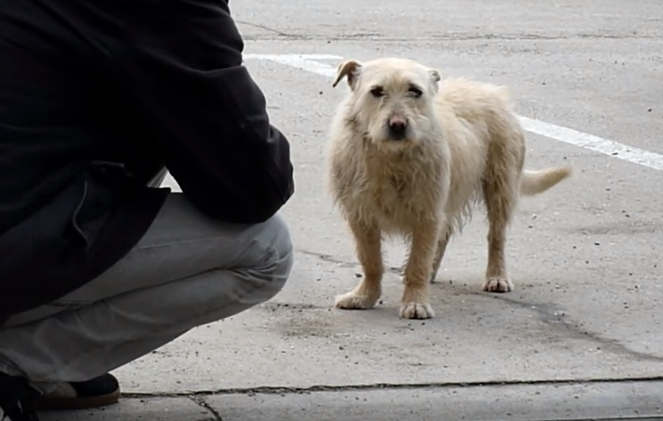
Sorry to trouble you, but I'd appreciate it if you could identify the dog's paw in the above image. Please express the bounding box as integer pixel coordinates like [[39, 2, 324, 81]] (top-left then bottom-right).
[[334, 290, 379, 310], [399, 302, 435, 319], [482, 277, 514, 293]]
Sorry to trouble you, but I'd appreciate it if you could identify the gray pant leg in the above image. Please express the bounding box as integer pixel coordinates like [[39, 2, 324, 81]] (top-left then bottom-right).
[[0, 193, 294, 385]]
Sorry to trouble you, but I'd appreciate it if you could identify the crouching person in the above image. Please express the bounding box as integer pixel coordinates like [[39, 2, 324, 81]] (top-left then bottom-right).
[[0, 1, 295, 420]]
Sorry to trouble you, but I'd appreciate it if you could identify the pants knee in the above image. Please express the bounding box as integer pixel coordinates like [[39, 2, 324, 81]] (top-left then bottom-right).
[[252, 213, 294, 297]]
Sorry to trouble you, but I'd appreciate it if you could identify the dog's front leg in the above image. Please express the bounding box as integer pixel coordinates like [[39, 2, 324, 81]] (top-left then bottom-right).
[[400, 221, 440, 319], [334, 218, 383, 310]]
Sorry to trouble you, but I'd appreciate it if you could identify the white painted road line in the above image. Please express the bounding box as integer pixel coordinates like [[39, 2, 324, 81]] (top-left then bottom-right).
[[245, 54, 340, 78], [518, 116, 663, 171], [244, 54, 342, 60], [245, 54, 663, 172]]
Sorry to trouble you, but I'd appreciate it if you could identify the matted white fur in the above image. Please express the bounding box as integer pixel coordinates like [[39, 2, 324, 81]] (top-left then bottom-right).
[[325, 57, 571, 320]]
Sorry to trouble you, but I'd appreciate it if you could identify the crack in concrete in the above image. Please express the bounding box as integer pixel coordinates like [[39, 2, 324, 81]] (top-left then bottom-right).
[[189, 396, 223, 421], [123, 376, 663, 398], [297, 248, 403, 274], [234, 20, 299, 38], [259, 301, 326, 311]]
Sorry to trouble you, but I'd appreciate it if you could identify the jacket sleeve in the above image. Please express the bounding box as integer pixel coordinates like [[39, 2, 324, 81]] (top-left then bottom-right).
[[116, 0, 294, 224]]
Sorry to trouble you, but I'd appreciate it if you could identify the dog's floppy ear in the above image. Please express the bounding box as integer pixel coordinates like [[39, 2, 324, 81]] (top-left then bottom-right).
[[332, 59, 362, 89], [428, 68, 441, 93]]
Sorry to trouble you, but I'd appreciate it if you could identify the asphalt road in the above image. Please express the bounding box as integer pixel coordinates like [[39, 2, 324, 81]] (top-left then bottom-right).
[[104, 0, 663, 419]]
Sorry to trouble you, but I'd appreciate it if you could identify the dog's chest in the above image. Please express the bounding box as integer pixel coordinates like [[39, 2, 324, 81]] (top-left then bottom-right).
[[360, 158, 437, 218], [373, 171, 409, 202]]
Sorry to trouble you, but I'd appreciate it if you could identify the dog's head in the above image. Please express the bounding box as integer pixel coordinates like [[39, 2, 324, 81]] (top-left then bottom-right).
[[332, 57, 441, 150]]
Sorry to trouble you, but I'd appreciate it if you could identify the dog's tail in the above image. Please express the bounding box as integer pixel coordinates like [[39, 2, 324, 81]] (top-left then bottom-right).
[[519, 166, 572, 196]]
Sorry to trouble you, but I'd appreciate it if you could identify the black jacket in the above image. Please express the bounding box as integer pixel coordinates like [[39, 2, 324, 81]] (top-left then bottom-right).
[[0, 0, 294, 322]]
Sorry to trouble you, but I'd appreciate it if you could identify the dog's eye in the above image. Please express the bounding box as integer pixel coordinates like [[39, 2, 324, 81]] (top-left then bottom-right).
[[408, 87, 423, 98], [370, 87, 385, 98]]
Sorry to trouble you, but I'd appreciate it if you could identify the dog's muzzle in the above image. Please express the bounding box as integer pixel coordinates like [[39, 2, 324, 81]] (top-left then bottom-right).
[[387, 116, 408, 141]]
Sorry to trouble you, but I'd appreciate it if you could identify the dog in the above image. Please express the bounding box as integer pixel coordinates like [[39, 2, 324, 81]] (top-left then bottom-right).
[[325, 57, 571, 320]]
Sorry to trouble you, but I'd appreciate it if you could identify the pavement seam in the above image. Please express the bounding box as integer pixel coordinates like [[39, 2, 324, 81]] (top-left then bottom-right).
[[121, 375, 663, 398], [239, 34, 663, 42], [189, 396, 223, 421]]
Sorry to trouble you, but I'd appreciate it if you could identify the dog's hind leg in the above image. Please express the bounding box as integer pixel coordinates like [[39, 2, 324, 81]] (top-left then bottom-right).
[[335, 219, 384, 310], [400, 221, 440, 319], [429, 228, 451, 283], [481, 155, 518, 293]]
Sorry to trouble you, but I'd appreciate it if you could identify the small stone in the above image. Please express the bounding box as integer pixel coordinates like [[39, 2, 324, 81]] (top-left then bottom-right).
[[594, 241, 601, 246]]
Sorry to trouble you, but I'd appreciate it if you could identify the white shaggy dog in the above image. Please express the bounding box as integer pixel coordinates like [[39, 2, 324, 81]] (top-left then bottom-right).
[[325, 57, 571, 320]]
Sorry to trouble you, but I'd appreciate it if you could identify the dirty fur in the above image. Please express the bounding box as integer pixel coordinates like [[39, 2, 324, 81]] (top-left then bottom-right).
[[325, 57, 571, 320]]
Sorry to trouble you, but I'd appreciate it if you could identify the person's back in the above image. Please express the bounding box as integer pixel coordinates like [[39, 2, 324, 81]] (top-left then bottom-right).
[[0, 1, 295, 420]]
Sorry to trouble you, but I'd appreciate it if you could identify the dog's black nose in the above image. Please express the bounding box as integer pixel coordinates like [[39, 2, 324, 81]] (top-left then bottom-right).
[[388, 119, 408, 140]]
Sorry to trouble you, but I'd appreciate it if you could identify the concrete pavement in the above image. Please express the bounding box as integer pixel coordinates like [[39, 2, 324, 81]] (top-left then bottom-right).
[[44, 0, 663, 419]]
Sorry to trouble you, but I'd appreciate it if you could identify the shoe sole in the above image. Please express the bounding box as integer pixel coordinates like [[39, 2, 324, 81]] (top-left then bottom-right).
[[37, 389, 121, 411]]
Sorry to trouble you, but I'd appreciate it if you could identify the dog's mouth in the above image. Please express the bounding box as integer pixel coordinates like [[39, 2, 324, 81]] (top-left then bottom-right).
[[380, 135, 415, 150], [387, 131, 408, 141]]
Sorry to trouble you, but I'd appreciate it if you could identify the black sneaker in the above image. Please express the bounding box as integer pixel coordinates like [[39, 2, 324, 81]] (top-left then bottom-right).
[[0, 373, 41, 421], [37, 373, 120, 411]]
